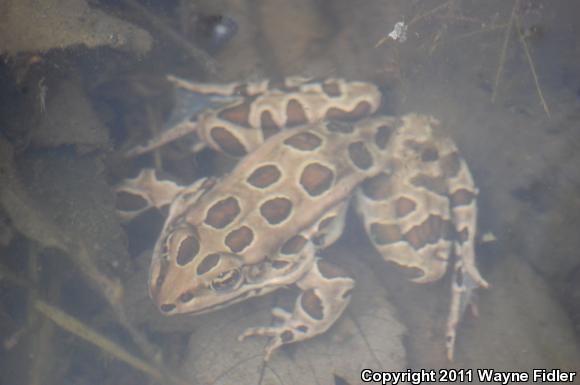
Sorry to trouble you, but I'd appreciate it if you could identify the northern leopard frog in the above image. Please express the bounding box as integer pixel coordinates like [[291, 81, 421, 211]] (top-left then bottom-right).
[[116, 77, 488, 361]]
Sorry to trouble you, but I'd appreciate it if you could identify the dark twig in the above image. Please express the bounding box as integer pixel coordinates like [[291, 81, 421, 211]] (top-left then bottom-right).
[[515, 13, 551, 118], [491, 0, 518, 103]]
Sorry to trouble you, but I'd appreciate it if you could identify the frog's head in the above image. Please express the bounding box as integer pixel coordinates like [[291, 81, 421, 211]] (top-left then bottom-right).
[[143, 176, 254, 315], [147, 221, 292, 316], [149, 233, 245, 315]]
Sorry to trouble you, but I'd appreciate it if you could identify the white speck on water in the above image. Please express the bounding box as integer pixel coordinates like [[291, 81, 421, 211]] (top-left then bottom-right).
[[388, 21, 407, 42]]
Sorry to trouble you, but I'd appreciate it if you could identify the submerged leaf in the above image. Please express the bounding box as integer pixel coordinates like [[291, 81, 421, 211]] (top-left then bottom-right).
[[179, 250, 406, 385]]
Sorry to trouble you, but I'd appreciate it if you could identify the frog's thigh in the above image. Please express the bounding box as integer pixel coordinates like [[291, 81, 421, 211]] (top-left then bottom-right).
[[239, 257, 354, 360], [355, 187, 452, 283]]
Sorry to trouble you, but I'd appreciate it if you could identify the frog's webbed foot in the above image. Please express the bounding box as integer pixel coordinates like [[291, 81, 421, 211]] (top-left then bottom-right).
[[445, 255, 488, 362], [445, 253, 489, 361], [114, 169, 183, 221], [239, 258, 354, 361]]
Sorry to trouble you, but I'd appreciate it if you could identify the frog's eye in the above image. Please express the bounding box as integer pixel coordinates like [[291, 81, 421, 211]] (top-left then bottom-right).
[[210, 269, 242, 292]]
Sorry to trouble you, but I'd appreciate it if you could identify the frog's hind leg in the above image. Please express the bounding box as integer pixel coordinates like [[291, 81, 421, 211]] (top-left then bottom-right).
[[167, 74, 268, 97], [353, 172, 453, 285], [446, 153, 488, 288], [126, 76, 246, 158], [125, 120, 200, 158], [239, 257, 354, 361], [444, 153, 489, 360]]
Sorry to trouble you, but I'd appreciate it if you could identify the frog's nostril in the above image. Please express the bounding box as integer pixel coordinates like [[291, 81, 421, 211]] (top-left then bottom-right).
[[160, 303, 176, 313]]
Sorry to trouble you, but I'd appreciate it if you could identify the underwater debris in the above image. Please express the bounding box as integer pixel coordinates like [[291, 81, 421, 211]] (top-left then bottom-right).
[[376, 20, 407, 47], [0, 0, 152, 56], [389, 21, 408, 42], [38, 77, 47, 114]]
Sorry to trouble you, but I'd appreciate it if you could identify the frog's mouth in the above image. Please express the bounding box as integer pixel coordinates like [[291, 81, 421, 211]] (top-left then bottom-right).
[[184, 291, 252, 315], [171, 286, 272, 316]]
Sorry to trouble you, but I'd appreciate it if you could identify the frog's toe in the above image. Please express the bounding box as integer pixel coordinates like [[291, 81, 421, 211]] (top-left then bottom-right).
[[238, 325, 278, 341], [239, 324, 309, 361], [271, 306, 292, 321]]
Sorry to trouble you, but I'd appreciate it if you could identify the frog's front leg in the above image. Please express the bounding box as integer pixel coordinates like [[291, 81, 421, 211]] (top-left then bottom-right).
[[115, 169, 214, 221], [115, 169, 183, 220], [239, 257, 354, 361]]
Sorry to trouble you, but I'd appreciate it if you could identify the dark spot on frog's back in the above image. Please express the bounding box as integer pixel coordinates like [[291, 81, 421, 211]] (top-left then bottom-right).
[[410, 174, 447, 195], [326, 101, 371, 121], [361, 172, 392, 200], [374, 124, 395, 149], [260, 197, 293, 225], [348, 141, 374, 170], [285, 99, 308, 126], [225, 226, 254, 253], [175, 235, 200, 266], [217, 100, 251, 125], [283, 132, 322, 151], [280, 234, 308, 254], [260, 110, 281, 139], [326, 120, 354, 134], [395, 197, 416, 218], [370, 222, 402, 245], [205, 197, 241, 228], [246, 164, 281, 188], [405, 215, 451, 249], [210, 127, 247, 157], [299, 163, 334, 197]]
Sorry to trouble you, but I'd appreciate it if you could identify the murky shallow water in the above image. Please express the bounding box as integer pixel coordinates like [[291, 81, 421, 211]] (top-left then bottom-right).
[[0, 1, 579, 384]]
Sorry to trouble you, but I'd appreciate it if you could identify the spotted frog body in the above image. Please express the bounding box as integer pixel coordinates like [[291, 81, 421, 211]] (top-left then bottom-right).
[[116, 77, 488, 361]]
